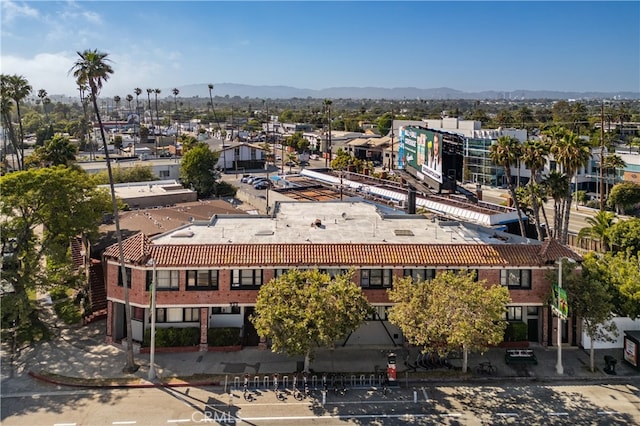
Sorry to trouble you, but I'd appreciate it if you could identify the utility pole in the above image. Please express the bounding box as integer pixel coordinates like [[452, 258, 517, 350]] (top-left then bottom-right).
[[599, 101, 605, 211]]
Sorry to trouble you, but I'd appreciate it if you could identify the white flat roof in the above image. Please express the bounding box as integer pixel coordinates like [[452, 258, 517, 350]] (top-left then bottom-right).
[[151, 200, 532, 246]]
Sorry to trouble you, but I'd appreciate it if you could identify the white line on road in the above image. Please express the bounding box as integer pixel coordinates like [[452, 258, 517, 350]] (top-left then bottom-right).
[[53, 423, 77, 426], [236, 413, 433, 422], [597, 411, 619, 415], [548, 412, 569, 416], [166, 420, 191, 423], [112, 422, 136, 425], [440, 413, 462, 417], [421, 386, 429, 401], [496, 412, 519, 417]]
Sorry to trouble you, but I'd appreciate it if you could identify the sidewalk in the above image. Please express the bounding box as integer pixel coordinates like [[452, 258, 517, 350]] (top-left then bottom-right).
[[2, 318, 638, 394]]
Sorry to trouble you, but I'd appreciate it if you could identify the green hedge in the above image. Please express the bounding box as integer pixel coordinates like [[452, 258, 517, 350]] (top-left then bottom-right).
[[504, 322, 528, 342], [143, 327, 199, 347], [142, 327, 241, 347], [208, 327, 241, 346]]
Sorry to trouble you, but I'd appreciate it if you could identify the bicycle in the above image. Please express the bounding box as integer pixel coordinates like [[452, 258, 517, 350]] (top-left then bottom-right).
[[475, 361, 497, 375], [242, 374, 254, 402], [273, 373, 285, 401]]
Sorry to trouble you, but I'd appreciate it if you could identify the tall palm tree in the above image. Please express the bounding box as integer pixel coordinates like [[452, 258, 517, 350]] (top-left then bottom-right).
[[37, 88, 48, 119], [549, 128, 591, 244], [578, 210, 616, 251], [521, 139, 549, 240], [207, 83, 224, 169], [113, 95, 121, 119], [133, 88, 142, 146], [154, 89, 161, 157], [541, 171, 569, 241], [602, 154, 626, 203], [6, 74, 32, 170], [77, 80, 92, 160], [146, 88, 153, 124], [134, 87, 142, 114], [125, 94, 133, 114], [70, 49, 138, 373], [489, 135, 526, 237], [0, 76, 19, 168], [172, 88, 179, 137]]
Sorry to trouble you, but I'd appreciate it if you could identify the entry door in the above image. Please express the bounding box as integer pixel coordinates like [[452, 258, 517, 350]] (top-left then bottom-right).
[[527, 318, 539, 342]]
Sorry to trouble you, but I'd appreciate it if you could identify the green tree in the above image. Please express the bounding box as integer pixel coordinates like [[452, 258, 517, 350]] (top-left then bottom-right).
[[564, 253, 617, 372], [1, 74, 32, 170], [376, 112, 393, 136], [251, 269, 371, 372], [548, 127, 592, 243], [0, 167, 111, 339], [26, 134, 78, 168], [608, 217, 640, 257], [180, 142, 219, 197], [578, 210, 616, 251], [70, 48, 138, 373], [602, 252, 640, 320], [521, 139, 549, 240], [92, 164, 157, 185], [541, 171, 569, 241], [388, 271, 510, 373], [489, 136, 526, 237], [608, 181, 640, 214]]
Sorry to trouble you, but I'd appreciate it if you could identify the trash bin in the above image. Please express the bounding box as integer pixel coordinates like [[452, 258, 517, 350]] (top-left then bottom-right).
[[604, 355, 617, 375]]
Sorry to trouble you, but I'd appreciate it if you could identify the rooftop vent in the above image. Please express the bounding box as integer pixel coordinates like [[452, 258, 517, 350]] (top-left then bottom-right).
[[171, 230, 194, 238], [394, 229, 415, 236], [254, 230, 274, 236]]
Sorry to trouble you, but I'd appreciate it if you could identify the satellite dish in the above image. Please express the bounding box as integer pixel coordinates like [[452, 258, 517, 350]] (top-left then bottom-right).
[[341, 212, 348, 219]]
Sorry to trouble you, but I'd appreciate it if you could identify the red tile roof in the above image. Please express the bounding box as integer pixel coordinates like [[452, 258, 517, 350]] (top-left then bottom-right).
[[104, 233, 576, 268]]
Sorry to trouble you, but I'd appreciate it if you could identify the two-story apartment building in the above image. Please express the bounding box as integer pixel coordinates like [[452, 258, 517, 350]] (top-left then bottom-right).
[[103, 200, 580, 351]]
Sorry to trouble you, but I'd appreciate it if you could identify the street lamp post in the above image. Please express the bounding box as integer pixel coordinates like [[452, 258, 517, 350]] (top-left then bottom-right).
[[147, 259, 158, 380]]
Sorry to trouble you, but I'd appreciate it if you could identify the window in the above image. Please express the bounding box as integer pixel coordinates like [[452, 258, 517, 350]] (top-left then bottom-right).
[[500, 269, 531, 289], [156, 308, 199, 323], [157, 270, 179, 290], [212, 306, 241, 315], [187, 270, 219, 290], [366, 306, 390, 321], [117, 266, 132, 288], [320, 268, 348, 278], [505, 306, 523, 321], [448, 268, 479, 281], [404, 268, 436, 282], [184, 308, 200, 322], [159, 170, 170, 178], [274, 268, 289, 278], [133, 307, 144, 321], [360, 269, 392, 288], [232, 269, 263, 289]]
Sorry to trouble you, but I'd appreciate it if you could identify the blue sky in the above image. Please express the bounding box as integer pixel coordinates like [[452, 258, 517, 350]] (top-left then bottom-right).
[[1, 1, 638, 97]]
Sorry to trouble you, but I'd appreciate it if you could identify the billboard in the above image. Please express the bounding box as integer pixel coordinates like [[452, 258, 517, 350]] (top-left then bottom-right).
[[401, 127, 443, 183]]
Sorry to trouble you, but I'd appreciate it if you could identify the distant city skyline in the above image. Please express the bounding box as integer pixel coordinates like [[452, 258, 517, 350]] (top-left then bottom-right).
[[2, 1, 639, 98]]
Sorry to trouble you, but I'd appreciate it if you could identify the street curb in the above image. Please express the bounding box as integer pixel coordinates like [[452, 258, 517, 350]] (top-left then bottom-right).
[[28, 371, 221, 389]]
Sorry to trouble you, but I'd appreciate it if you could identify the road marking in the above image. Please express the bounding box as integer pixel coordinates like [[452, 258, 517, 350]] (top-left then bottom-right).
[[53, 423, 77, 426], [597, 411, 619, 415], [236, 413, 433, 421], [167, 420, 191, 423], [440, 413, 462, 417], [496, 412, 519, 417], [112, 422, 136, 425], [548, 412, 569, 416], [421, 386, 429, 401]]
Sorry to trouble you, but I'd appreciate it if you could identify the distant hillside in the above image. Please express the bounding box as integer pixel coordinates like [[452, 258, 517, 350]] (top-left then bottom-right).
[[175, 83, 640, 100]]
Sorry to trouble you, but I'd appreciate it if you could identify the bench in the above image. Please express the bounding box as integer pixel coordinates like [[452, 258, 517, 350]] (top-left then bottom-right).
[[505, 349, 537, 365]]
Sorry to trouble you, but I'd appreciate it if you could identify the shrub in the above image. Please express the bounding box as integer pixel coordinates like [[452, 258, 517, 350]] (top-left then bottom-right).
[[143, 327, 200, 347], [504, 322, 528, 341], [207, 327, 241, 346], [50, 286, 70, 301]]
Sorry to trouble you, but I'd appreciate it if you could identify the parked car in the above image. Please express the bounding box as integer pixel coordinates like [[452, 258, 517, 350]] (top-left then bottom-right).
[[241, 175, 255, 183], [251, 177, 268, 186], [254, 180, 272, 189], [246, 176, 263, 184]]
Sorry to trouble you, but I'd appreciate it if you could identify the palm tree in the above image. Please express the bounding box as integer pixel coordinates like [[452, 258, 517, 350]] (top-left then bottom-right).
[[489, 135, 526, 237], [146, 88, 153, 124], [133, 88, 142, 146], [602, 154, 626, 203], [541, 171, 569, 240], [37, 89, 48, 120], [521, 139, 549, 240], [6, 74, 32, 170], [207, 83, 224, 169], [172, 88, 179, 136], [113, 95, 121, 119], [70, 49, 138, 373], [134, 87, 142, 113], [549, 128, 592, 244], [77, 80, 92, 160], [125, 94, 133, 114], [0, 76, 19, 168], [154, 89, 161, 157], [578, 210, 616, 251]]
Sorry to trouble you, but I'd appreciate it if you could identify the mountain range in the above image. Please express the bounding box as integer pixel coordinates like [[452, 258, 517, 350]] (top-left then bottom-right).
[[174, 83, 639, 100]]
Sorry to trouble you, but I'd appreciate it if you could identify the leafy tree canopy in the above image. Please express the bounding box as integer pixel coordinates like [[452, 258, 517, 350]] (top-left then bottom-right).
[[608, 182, 640, 214], [179, 142, 220, 197], [92, 164, 157, 185], [608, 217, 640, 257], [25, 134, 78, 168], [251, 269, 371, 371], [387, 271, 509, 372]]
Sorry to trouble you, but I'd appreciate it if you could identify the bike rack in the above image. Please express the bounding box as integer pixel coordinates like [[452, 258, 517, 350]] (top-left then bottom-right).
[[359, 374, 366, 387], [263, 376, 270, 389], [253, 376, 260, 389], [369, 374, 376, 386], [311, 375, 318, 390], [233, 376, 240, 389], [281, 375, 289, 389]]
